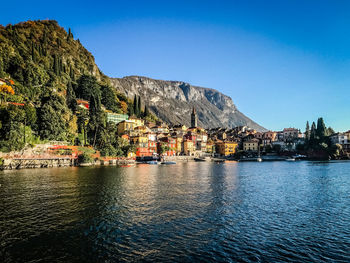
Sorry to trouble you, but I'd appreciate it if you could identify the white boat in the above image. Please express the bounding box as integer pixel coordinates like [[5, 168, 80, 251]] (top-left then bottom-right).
[[285, 158, 296, 162]]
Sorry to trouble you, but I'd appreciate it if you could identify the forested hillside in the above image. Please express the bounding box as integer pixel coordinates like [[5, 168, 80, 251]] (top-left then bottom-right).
[[0, 20, 140, 155]]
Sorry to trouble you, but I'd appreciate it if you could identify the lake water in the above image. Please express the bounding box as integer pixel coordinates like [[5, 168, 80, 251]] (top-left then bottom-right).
[[1, 161, 350, 262]]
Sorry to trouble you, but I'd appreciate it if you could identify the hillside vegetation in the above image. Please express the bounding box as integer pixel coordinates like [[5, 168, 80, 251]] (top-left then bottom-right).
[[0, 20, 148, 155]]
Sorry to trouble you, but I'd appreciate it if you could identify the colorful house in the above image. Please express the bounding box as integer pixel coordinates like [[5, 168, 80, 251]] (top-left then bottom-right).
[[183, 140, 194, 156], [158, 137, 176, 156], [129, 116, 145, 127], [243, 139, 259, 152], [175, 137, 183, 154], [130, 135, 151, 157], [117, 120, 136, 135], [215, 141, 238, 156]]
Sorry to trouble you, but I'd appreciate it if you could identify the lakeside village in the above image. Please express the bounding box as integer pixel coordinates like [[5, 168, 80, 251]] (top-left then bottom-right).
[[0, 77, 349, 169]]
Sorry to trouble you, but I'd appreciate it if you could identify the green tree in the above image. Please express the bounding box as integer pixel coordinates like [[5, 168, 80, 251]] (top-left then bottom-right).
[[69, 66, 75, 81], [88, 93, 105, 147], [310, 122, 316, 141], [137, 96, 142, 117], [144, 105, 149, 117], [24, 104, 37, 130], [67, 28, 73, 41], [38, 94, 71, 140], [0, 59, 4, 77], [66, 80, 77, 112], [316, 117, 327, 139], [327, 127, 335, 136], [101, 85, 120, 113], [31, 42, 36, 62], [53, 54, 59, 75], [76, 75, 101, 100], [133, 95, 138, 116], [305, 121, 310, 141]]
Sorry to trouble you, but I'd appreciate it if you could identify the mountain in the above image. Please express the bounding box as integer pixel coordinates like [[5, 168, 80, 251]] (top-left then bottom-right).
[[110, 76, 266, 131], [0, 20, 266, 134]]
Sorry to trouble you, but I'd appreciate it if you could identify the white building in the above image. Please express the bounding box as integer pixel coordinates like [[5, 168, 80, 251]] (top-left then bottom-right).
[[330, 133, 348, 145]]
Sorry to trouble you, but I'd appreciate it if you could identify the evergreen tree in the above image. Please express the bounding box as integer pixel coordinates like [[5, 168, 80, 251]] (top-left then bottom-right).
[[133, 95, 138, 116], [42, 30, 47, 44], [67, 28, 73, 41], [31, 42, 36, 62], [310, 122, 316, 141], [69, 66, 75, 81], [305, 121, 310, 141], [88, 93, 103, 147], [327, 127, 335, 136], [76, 75, 101, 100], [137, 96, 142, 117], [53, 54, 59, 75], [316, 117, 327, 139], [144, 105, 149, 117], [66, 80, 77, 113], [101, 85, 120, 113], [0, 59, 4, 77], [129, 102, 134, 116]]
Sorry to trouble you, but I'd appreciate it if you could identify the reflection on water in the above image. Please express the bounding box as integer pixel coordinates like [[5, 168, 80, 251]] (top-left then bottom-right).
[[1, 161, 350, 262]]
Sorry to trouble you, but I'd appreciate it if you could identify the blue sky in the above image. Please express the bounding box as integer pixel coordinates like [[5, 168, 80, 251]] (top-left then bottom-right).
[[1, 0, 350, 131]]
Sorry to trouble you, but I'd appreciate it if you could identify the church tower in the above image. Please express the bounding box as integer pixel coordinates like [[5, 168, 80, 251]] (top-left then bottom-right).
[[191, 107, 198, 127]]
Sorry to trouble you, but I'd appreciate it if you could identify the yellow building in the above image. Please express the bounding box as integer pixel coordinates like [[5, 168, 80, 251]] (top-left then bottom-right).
[[117, 120, 136, 135], [133, 125, 151, 135], [243, 140, 259, 151], [130, 135, 149, 147], [175, 137, 183, 154], [129, 116, 145, 127], [206, 142, 215, 153], [215, 141, 238, 156], [173, 124, 188, 132], [183, 140, 194, 155]]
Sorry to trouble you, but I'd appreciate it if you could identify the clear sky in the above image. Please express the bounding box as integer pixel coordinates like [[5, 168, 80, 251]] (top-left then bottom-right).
[[1, 0, 350, 131]]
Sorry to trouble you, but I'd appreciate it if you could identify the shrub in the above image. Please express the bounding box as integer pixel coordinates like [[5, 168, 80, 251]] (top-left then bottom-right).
[[77, 152, 93, 164]]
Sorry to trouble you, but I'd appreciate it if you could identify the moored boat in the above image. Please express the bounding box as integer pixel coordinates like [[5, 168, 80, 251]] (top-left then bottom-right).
[[161, 161, 176, 165], [146, 161, 158, 164], [285, 158, 296, 162]]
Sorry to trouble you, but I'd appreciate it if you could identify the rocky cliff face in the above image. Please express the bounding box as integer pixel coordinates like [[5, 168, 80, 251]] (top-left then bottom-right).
[[110, 76, 266, 131]]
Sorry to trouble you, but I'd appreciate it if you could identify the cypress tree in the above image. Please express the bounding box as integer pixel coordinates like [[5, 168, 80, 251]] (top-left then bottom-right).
[[31, 42, 36, 62], [70, 66, 75, 81], [66, 80, 77, 112], [88, 93, 103, 147], [144, 105, 149, 117], [0, 59, 3, 77], [305, 121, 310, 141], [316, 117, 327, 139], [133, 95, 138, 116], [67, 28, 72, 41], [42, 30, 47, 44], [53, 54, 59, 75], [310, 122, 316, 141], [59, 58, 64, 73], [129, 103, 134, 116], [138, 96, 142, 117]]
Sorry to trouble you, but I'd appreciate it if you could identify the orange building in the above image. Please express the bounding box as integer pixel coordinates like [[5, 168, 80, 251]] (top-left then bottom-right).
[[130, 135, 151, 157], [158, 137, 176, 156]]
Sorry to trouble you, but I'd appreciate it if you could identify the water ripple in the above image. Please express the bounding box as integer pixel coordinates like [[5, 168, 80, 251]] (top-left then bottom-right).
[[1, 162, 350, 262]]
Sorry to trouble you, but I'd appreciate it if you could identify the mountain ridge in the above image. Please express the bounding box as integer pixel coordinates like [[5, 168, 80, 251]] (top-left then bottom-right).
[[110, 75, 267, 131]]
